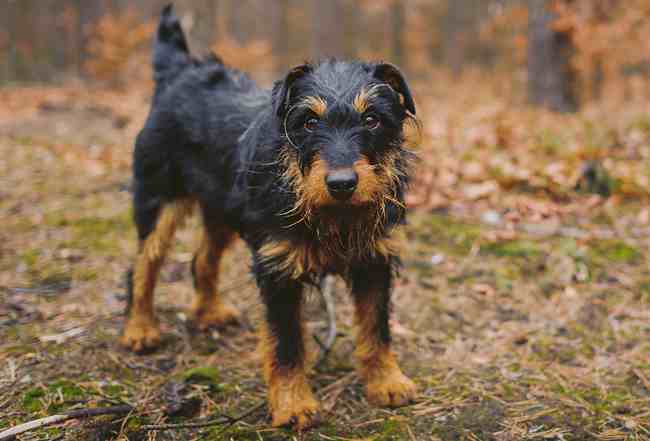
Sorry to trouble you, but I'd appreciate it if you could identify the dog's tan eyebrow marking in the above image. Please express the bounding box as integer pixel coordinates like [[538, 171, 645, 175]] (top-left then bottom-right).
[[302, 96, 327, 117], [353, 88, 370, 114]]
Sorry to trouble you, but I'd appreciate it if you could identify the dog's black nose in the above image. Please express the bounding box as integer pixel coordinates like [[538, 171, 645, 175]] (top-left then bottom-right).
[[326, 169, 358, 200]]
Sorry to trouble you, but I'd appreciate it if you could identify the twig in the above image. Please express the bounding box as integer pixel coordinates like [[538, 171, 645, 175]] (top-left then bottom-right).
[[2, 281, 71, 295], [314, 275, 337, 364], [140, 401, 265, 432], [319, 372, 357, 412], [0, 405, 133, 440], [633, 369, 650, 392]]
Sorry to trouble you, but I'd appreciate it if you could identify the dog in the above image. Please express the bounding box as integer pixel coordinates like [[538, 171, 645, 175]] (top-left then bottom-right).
[[121, 4, 419, 430]]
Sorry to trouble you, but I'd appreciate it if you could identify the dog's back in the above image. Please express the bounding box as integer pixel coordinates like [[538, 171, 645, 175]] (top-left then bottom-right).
[[133, 5, 269, 239]]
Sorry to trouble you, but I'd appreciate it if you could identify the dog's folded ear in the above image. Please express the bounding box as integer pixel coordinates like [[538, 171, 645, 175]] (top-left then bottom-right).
[[272, 64, 313, 117], [373, 63, 416, 116]]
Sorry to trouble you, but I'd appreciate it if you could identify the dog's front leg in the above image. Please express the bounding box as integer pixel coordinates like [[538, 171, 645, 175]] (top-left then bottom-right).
[[350, 261, 417, 407], [258, 275, 320, 430]]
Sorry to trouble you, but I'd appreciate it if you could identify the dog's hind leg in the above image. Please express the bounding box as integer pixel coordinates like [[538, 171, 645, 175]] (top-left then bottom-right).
[[121, 199, 193, 353], [190, 223, 239, 330]]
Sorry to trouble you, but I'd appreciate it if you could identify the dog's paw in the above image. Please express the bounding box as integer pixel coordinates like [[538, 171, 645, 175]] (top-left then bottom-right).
[[268, 375, 321, 431], [366, 370, 417, 407], [120, 318, 161, 353], [271, 395, 321, 431], [190, 301, 240, 331]]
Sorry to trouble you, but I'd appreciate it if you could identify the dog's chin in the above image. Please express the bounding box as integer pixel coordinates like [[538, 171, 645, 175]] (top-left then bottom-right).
[[313, 196, 379, 216]]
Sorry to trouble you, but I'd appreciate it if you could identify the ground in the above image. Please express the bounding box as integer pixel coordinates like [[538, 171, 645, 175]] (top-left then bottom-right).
[[1, 79, 650, 440]]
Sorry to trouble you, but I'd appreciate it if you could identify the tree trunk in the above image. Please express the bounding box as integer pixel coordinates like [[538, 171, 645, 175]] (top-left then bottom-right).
[[390, 0, 405, 68], [272, 0, 290, 72], [527, 0, 578, 112], [4, 0, 16, 82], [442, 0, 465, 76], [311, 0, 344, 59], [228, 0, 249, 44], [192, 0, 218, 47], [343, 0, 359, 60]]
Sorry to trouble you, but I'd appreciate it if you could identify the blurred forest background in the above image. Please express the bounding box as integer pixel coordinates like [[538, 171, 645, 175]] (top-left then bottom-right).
[[2, 0, 650, 110], [4, 1, 650, 439]]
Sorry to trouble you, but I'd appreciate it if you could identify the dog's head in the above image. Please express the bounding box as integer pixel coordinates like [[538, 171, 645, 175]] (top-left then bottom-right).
[[273, 60, 418, 220]]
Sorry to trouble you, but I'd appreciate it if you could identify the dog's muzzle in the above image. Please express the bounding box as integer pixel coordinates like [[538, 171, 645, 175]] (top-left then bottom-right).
[[326, 169, 358, 201]]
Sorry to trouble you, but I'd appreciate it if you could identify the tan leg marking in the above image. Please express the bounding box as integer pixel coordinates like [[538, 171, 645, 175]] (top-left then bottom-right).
[[259, 323, 321, 430], [121, 200, 194, 353], [354, 292, 417, 407], [190, 227, 239, 330]]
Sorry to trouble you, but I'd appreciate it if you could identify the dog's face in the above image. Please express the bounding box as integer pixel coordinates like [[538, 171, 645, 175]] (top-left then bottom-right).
[[274, 61, 417, 214]]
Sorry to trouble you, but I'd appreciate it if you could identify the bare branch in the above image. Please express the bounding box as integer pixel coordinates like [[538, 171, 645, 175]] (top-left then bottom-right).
[[0, 405, 133, 441]]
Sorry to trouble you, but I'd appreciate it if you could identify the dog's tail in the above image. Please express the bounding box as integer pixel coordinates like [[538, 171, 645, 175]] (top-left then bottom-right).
[[152, 4, 192, 94]]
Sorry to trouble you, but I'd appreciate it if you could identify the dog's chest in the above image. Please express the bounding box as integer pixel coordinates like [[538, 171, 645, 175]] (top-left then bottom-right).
[[258, 226, 402, 279]]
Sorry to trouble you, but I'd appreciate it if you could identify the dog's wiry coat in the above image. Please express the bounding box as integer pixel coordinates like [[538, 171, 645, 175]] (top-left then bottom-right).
[[122, 4, 419, 430]]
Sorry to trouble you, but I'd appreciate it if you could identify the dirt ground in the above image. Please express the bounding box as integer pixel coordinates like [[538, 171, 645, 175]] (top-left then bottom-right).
[[1, 82, 650, 441]]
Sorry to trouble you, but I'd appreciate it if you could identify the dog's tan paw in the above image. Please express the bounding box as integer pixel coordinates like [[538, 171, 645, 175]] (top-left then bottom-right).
[[366, 370, 417, 407], [191, 301, 240, 330], [268, 374, 321, 431], [120, 318, 161, 353], [270, 394, 321, 431]]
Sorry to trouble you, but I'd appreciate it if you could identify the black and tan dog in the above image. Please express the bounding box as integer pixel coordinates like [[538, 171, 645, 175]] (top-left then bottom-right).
[[122, 4, 419, 430]]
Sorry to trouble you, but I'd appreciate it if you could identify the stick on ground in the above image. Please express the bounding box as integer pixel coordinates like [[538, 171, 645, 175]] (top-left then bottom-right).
[[0, 405, 133, 441], [140, 401, 265, 431], [315, 275, 337, 364]]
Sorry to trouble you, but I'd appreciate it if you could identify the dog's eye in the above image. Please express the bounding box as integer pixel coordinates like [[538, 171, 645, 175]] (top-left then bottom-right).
[[364, 115, 380, 130], [304, 118, 319, 132]]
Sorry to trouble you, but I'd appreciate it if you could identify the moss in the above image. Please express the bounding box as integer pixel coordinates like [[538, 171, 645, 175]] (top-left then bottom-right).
[[433, 399, 505, 440], [22, 387, 46, 413], [590, 240, 641, 264], [182, 367, 222, 386], [495, 265, 519, 290], [73, 266, 99, 281], [47, 211, 132, 255], [19, 248, 72, 288], [48, 379, 85, 400], [531, 337, 578, 364], [415, 213, 482, 255], [21, 249, 40, 269], [448, 269, 486, 285], [102, 383, 127, 398], [45, 380, 87, 413], [373, 418, 409, 441], [535, 128, 566, 156], [481, 240, 543, 259]]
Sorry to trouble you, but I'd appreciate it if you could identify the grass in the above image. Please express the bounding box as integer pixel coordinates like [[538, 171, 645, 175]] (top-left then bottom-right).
[[2, 82, 650, 441]]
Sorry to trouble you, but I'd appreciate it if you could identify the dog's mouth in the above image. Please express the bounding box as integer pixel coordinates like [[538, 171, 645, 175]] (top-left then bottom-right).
[[307, 204, 383, 232]]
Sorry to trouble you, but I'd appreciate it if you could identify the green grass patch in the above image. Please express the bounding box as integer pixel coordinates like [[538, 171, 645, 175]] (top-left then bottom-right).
[[182, 366, 221, 386], [22, 387, 46, 413], [589, 239, 641, 264], [415, 213, 482, 255], [481, 240, 543, 258], [433, 399, 505, 440], [535, 128, 566, 156], [46, 211, 132, 255], [48, 379, 86, 401], [19, 249, 71, 289], [373, 418, 410, 440]]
